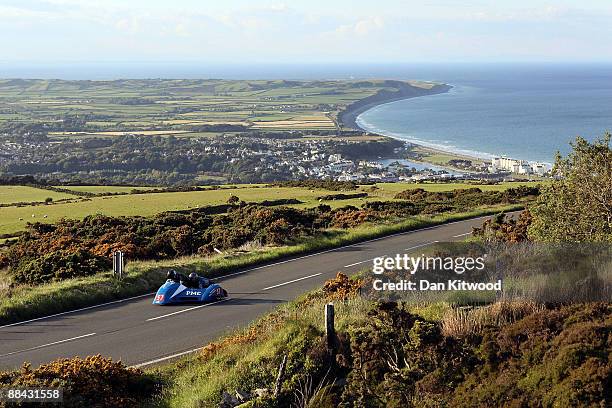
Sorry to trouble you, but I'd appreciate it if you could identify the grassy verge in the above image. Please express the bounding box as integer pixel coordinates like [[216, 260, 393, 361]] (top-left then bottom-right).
[[148, 291, 381, 407], [148, 280, 609, 407], [0, 204, 523, 326]]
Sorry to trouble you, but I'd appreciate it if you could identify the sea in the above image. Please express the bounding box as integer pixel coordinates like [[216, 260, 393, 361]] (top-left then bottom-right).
[[1, 62, 610, 163], [355, 64, 612, 163]]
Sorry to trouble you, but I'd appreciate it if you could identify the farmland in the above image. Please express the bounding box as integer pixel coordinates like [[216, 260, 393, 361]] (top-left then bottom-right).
[[0, 79, 435, 135], [0, 181, 540, 236]]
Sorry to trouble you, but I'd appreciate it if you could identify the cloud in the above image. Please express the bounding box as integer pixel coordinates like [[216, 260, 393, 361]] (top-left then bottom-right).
[[336, 16, 384, 36], [0, 0, 610, 63]]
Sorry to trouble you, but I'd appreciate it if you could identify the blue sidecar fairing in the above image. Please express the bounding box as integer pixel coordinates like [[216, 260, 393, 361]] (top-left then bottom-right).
[[153, 279, 228, 305]]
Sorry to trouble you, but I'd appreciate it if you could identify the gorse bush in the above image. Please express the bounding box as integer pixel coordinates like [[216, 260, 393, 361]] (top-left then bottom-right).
[[0, 205, 330, 285], [11, 249, 111, 285], [340, 302, 611, 407], [317, 192, 369, 201], [472, 209, 533, 243], [0, 355, 157, 408], [394, 186, 539, 212]]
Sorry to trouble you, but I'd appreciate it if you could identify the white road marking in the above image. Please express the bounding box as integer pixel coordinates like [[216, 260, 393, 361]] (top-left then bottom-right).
[[261, 273, 323, 291], [405, 241, 438, 251], [0, 332, 97, 358], [343, 240, 439, 268], [452, 232, 472, 238], [0, 293, 154, 329], [146, 299, 230, 322], [131, 347, 202, 368], [344, 257, 381, 268]]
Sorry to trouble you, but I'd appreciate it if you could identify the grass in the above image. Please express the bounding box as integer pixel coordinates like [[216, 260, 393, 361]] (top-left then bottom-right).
[[0, 185, 77, 205], [412, 145, 486, 167], [0, 186, 330, 235], [151, 294, 378, 407], [0, 182, 538, 236], [0, 205, 523, 326]]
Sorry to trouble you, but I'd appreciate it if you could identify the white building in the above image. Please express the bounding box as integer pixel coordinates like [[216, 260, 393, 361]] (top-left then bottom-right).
[[328, 153, 342, 163], [530, 162, 550, 176], [327, 160, 354, 173]]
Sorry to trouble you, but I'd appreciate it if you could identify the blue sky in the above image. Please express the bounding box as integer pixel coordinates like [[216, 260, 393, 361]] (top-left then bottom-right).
[[1, 0, 611, 63]]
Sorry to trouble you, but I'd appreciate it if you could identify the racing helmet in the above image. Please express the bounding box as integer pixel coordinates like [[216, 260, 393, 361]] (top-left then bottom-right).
[[167, 270, 178, 281], [188, 272, 199, 281]]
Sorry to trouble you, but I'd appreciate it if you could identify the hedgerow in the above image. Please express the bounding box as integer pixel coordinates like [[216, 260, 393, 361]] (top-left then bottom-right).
[[269, 180, 359, 191]]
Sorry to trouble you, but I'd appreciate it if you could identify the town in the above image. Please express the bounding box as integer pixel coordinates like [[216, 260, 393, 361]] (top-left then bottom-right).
[[0, 130, 550, 186]]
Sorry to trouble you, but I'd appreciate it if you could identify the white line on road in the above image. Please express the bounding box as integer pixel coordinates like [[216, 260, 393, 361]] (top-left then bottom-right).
[[452, 232, 472, 238], [0, 332, 97, 358], [344, 257, 381, 268], [0, 293, 154, 330], [343, 241, 439, 268], [261, 273, 323, 291], [405, 241, 438, 251], [145, 299, 230, 322], [131, 347, 202, 368]]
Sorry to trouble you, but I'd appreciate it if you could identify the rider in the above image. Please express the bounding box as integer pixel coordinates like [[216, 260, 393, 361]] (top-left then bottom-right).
[[188, 272, 211, 289]]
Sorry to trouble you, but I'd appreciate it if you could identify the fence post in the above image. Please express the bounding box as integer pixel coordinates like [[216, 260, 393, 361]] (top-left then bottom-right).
[[325, 303, 335, 351], [113, 251, 124, 279]]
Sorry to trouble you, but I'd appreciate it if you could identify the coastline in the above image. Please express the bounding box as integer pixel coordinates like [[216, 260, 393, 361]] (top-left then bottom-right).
[[338, 82, 488, 171], [338, 81, 452, 131]]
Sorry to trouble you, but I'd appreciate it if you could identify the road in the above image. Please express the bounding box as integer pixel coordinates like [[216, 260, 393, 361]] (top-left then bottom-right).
[[0, 214, 504, 370]]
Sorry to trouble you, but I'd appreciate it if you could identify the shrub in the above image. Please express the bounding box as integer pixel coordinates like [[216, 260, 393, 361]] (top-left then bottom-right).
[[472, 209, 533, 243], [322, 273, 363, 301], [11, 250, 111, 285], [394, 186, 539, 212], [270, 180, 358, 191], [0, 355, 157, 408], [317, 193, 368, 201]]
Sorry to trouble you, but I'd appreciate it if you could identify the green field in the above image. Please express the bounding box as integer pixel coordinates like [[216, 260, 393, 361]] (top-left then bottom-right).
[[0, 79, 405, 136], [0, 182, 540, 235], [0, 185, 77, 204]]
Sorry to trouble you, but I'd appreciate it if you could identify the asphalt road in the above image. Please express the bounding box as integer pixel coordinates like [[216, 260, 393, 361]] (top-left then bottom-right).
[[0, 214, 507, 370]]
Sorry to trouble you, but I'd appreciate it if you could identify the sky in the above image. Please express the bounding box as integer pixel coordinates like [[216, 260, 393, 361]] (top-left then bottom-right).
[[1, 0, 612, 64]]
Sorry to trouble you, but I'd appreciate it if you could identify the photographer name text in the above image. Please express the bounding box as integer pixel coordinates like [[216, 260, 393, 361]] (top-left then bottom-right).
[[372, 279, 502, 291]]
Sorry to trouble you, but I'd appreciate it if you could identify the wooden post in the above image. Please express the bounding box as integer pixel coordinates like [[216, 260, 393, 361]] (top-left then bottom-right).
[[273, 355, 287, 397], [325, 303, 335, 350]]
